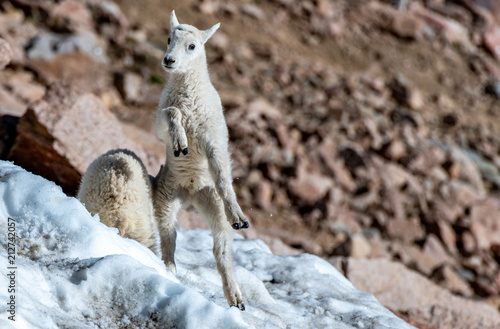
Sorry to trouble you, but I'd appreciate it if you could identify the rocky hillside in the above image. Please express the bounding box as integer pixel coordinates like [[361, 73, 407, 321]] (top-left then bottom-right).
[[2, 0, 500, 328]]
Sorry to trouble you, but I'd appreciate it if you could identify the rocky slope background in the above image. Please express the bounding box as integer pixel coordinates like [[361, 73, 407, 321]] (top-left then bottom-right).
[[1, 0, 500, 328]]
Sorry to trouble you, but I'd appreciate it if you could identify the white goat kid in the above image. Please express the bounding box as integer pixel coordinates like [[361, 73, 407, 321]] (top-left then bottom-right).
[[77, 149, 162, 258], [154, 11, 249, 310]]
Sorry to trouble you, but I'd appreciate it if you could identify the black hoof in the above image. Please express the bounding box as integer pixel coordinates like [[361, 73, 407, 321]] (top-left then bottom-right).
[[182, 147, 188, 155], [231, 304, 245, 311], [242, 221, 250, 229], [174, 149, 180, 157], [232, 222, 241, 230]]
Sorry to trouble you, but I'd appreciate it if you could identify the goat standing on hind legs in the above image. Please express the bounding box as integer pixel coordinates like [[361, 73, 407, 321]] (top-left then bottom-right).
[[154, 10, 249, 310]]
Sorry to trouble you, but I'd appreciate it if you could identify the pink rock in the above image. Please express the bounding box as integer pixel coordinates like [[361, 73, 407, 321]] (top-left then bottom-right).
[[484, 26, 500, 61], [88, 0, 129, 44], [423, 234, 450, 268], [288, 169, 333, 205], [438, 220, 457, 254], [389, 75, 424, 109], [8, 84, 162, 193], [247, 98, 281, 121], [273, 122, 295, 151], [493, 1, 500, 22], [470, 197, 500, 250], [385, 139, 407, 160], [255, 180, 274, 210], [3, 70, 45, 105], [198, 0, 219, 15], [433, 265, 473, 297], [350, 233, 372, 258], [26, 32, 108, 93], [52, 0, 93, 32], [242, 4, 265, 20], [386, 217, 425, 243], [367, 2, 426, 40], [449, 146, 486, 198], [346, 258, 500, 329], [0, 86, 26, 116], [318, 143, 356, 192], [374, 156, 423, 195], [411, 4, 472, 49], [449, 180, 481, 207], [408, 146, 446, 174], [460, 230, 477, 255], [430, 201, 463, 224], [391, 13, 427, 40], [115, 71, 143, 103], [0, 38, 13, 70]]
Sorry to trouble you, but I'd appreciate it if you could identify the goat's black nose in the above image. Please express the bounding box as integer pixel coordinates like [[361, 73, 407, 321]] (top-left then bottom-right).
[[163, 57, 175, 66]]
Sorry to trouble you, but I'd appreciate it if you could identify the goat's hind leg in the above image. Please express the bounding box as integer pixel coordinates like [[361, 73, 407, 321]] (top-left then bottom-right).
[[193, 187, 245, 310], [154, 189, 182, 275]]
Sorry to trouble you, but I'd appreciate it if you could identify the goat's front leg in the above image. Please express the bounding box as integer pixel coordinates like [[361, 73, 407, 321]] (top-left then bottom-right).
[[156, 106, 188, 157], [204, 141, 249, 230]]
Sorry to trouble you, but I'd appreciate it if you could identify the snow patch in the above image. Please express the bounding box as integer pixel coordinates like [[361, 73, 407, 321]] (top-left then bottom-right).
[[0, 161, 414, 328]]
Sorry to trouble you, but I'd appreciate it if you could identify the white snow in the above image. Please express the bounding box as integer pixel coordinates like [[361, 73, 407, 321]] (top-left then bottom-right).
[[0, 161, 415, 329]]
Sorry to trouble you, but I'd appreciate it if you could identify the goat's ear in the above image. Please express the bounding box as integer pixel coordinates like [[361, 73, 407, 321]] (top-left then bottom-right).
[[201, 23, 220, 44], [170, 10, 179, 30]]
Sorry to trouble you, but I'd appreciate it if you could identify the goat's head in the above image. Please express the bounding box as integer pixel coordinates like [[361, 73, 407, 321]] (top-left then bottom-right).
[[162, 10, 219, 73]]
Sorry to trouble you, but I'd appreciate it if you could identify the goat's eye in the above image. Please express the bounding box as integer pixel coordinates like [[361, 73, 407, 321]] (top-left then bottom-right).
[[167, 37, 171, 45], [188, 44, 196, 50]]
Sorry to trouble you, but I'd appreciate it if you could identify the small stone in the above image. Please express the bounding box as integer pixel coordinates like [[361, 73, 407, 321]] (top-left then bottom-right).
[[484, 26, 500, 61], [423, 234, 450, 268], [51, 0, 93, 32], [0, 38, 13, 70], [386, 139, 407, 160], [288, 170, 333, 205], [460, 230, 477, 255], [25, 32, 108, 93], [408, 146, 446, 174], [430, 201, 463, 224], [242, 4, 265, 20], [433, 265, 473, 297], [438, 220, 457, 254], [115, 71, 143, 103], [255, 180, 274, 211], [198, 0, 219, 15], [391, 13, 426, 40], [389, 75, 423, 109], [247, 98, 281, 121], [411, 4, 472, 49], [319, 142, 356, 192], [350, 234, 371, 258], [89, 0, 129, 44], [472, 276, 500, 297], [470, 198, 500, 250], [449, 180, 481, 207], [386, 217, 425, 243], [98, 89, 122, 109]]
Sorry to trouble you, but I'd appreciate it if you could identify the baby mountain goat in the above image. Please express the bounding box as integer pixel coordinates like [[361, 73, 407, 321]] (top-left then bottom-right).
[[154, 10, 249, 310], [77, 11, 249, 310], [77, 149, 162, 258]]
